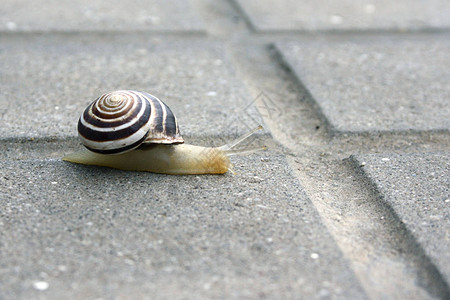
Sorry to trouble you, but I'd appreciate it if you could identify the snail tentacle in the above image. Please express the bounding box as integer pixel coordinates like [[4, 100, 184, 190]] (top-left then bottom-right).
[[218, 125, 267, 156]]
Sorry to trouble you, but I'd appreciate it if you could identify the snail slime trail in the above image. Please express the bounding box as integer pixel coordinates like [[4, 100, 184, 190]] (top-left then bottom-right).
[[63, 90, 267, 174]]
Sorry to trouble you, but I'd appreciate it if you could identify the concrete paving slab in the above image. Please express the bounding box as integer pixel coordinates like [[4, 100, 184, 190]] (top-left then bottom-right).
[[236, 0, 450, 32], [275, 37, 450, 134], [0, 0, 204, 32], [0, 153, 366, 299], [0, 35, 264, 141], [350, 152, 450, 285]]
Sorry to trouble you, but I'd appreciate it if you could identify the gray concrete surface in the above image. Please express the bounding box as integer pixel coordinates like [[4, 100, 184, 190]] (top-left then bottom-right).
[[350, 153, 450, 285], [0, 35, 263, 139], [275, 37, 450, 134], [0, 0, 204, 32], [235, 0, 450, 32], [0, 155, 366, 299], [1, 0, 449, 299]]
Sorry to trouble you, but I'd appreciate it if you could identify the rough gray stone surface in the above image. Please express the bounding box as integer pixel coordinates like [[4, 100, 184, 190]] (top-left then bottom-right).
[[0, 35, 263, 140], [236, 0, 450, 32], [0, 154, 366, 299], [0, 0, 204, 32], [351, 152, 450, 285], [1, 0, 449, 298], [275, 37, 450, 133]]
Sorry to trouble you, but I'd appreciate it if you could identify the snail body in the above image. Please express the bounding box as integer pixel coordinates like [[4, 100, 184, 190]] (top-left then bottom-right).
[[63, 144, 229, 175], [63, 90, 264, 174]]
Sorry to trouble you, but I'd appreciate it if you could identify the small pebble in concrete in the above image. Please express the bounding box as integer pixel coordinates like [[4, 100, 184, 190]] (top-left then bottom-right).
[[32, 281, 49, 291], [6, 21, 17, 30], [364, 4, 376, 14], [329, 15, 343, 25]]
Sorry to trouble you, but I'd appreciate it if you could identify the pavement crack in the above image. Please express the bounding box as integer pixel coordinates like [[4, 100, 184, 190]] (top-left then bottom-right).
[[229, 37, 450, 299]]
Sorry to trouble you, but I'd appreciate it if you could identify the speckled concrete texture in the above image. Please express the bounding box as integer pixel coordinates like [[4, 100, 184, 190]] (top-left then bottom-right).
[[1, 0, 449, 299], [350, 152, 450, 285], [0, 155, 366, 299], [0, 36, 263, 139], [0, 0, 205, 32], [275, 37, 450, 133], [235, 0, 450, 31]]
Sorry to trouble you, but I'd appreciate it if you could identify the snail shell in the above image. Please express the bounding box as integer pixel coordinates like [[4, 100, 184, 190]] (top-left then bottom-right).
[[78, 90, 184, 154]]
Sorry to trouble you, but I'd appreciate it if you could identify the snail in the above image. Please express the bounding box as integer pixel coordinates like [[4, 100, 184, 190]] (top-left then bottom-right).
[[63, 90, 266, 174]]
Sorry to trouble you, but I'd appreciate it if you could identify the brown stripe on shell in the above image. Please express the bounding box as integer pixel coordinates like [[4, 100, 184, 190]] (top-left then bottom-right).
[[141, 92, 184, 144]]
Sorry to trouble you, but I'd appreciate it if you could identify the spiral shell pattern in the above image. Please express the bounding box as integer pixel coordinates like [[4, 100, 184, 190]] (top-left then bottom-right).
[[78, 90, 184, 154]]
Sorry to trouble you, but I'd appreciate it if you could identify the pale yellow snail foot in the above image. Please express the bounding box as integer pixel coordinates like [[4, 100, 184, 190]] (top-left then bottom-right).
[[63, 144, 231, 175]]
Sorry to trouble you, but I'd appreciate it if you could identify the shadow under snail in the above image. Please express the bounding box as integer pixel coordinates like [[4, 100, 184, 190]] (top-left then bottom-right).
[[63, 90, 266, 174]]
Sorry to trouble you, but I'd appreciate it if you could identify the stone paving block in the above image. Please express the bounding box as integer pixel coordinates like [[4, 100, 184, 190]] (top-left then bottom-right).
[[275, 37, 450, 133], [0, 153, 366, 299], [236, 0, 450, 32], [351, 152, 450, 285], [0, 35, 263, 140], [0, 0, 204, 32]]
